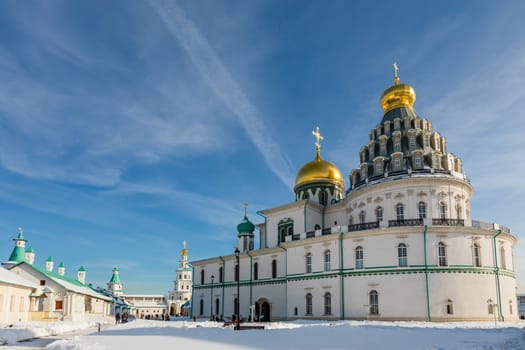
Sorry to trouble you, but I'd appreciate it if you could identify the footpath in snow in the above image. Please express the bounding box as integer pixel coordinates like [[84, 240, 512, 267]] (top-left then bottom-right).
[[2, 319, 525, 349]]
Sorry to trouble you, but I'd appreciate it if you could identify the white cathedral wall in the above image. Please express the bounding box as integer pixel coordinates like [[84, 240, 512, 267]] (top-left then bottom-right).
[[344, 177, 472, 226]]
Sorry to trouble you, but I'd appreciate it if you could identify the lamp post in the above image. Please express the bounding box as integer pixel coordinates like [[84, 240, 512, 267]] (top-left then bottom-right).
[[210, 275, 215, 321], [235, 247, 240, 330]]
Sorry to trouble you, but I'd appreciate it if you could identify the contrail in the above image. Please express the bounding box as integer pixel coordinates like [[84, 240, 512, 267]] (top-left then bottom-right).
[[148, 0, 295, 189]]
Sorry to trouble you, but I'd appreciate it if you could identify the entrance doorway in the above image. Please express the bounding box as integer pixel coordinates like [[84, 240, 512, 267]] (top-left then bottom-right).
[[255, 298, 271, 322]]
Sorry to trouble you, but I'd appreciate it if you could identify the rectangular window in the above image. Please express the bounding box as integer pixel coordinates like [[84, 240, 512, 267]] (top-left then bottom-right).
[[55, 300, 63, 310], [414, 156, 422, 169], [19, 296, 25, 312], [394, 157, 401, 170], [356, 248, 364, 269], [409, 136, 416, 150], [306, 254, 312, 273], [324, 253, 331, 271], [10, 296, 16, 312], [394, 139, 401, 153], [40, 280, 46, 286]]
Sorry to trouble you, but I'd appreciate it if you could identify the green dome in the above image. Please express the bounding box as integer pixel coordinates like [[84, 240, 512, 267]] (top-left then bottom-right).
[[237, 216, 255, 234]]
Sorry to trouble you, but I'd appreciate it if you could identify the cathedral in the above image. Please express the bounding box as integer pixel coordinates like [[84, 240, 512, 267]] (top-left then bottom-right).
[[191, 68, 518, 322]]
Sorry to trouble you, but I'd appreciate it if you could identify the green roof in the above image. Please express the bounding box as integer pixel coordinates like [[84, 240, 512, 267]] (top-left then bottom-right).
[[109, 268, 122, 284], [46, 256, 53, 262], [25, 246, 34, 253], [8, 246, 26, 263], [25, 263, 86, 288], [17, 231, 25, 240], [237, 215, 255, 235], [78, 266, 86, 272], [58, 262, 65, 268]]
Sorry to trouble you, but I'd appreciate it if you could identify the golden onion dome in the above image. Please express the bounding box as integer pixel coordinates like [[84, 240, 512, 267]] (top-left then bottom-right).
[[380, 63, 416, 114], [294, 150, 344, 189]]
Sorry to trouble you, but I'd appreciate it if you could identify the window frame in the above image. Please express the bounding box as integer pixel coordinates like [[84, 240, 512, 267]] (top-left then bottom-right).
[[438, 242, 447, 267], [355, 246, 364, 269], [369, 290, 379, 315], [398, 243, 408, 267]]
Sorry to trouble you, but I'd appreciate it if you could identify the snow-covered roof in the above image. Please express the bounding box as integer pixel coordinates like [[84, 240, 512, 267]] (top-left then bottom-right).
[[0, 266, 38, 289]]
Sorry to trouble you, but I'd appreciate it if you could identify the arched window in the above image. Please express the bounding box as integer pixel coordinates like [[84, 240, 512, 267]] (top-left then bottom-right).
[[500, 246, 507, 269], [215, 298, 220, 316], [324, 251, 331, 271], [253, 262, 258, 281], [320, 191, 327, 206], [396, 203, 404, 221], [200, 270, 205, 285], [418, 202, 426, 219], [487, 299, 494, 315], [199, 299, 204, 315], [446, 299, 454, 315], [398, 243, 407, 267], [305, 293, 313, 315], [375, 206, 383, 222], [272, 260, 277, 278], [359, 211, 366, 223], [355, 246, 364, 269], [439, 203, 447, 220], [280, 229, 285, 243], [438, 242, 447, 266], [234, 264, 239, 282], [287, 226, 293, 235], [472, 243, 481, 267], [369, 290, 379, 315], [305, 253, 312, 273], [324, 292, 332, 315], [509, 301, 513, 315], [219, 267, 223, 283]]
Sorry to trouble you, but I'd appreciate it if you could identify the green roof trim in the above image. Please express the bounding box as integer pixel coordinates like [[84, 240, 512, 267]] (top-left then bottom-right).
[[8, 246, 26, 263], [27, 263, 86, 288]]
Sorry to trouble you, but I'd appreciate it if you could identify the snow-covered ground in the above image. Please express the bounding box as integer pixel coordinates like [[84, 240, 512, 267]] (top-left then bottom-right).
[[2, 319, 525, 349]]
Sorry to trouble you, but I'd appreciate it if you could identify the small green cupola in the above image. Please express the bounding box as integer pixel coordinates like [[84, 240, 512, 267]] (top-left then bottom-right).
[[237, 216, 255, 236], [237, 202, 255, 253], [7, 227, 28, 263]]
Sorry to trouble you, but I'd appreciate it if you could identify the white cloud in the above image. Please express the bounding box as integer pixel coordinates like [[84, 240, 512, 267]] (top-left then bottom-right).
[[148, 0, 295, 189]]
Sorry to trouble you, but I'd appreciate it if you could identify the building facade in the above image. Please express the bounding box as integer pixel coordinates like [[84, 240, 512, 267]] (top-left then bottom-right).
[[168, 242, 193, 316], [2, 229, 113, 322], [191, 70, 518, 322]]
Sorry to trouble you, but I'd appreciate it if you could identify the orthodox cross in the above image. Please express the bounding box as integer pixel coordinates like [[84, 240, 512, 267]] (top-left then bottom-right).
[[393, 62, 399, 85], [312, 126, 323, 152], [242, 201, 248, 217]]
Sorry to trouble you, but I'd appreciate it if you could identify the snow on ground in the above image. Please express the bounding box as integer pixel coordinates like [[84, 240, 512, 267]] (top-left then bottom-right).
[[2, 319, 525, 350], [0, 320, 103, 345]]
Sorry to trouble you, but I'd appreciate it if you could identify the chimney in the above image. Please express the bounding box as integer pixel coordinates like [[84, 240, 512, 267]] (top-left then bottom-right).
[[77, 266, 86, 284], [58, 262, 65, 276], [45, 256, 54, 272]]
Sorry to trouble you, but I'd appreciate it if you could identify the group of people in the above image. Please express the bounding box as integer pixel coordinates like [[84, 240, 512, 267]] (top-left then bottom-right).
[[139, 311, 170, 321], [115, 311, 129, 324]]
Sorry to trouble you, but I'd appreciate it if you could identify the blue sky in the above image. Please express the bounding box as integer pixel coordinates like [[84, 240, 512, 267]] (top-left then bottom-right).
[[0, 0, 524, 294]]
